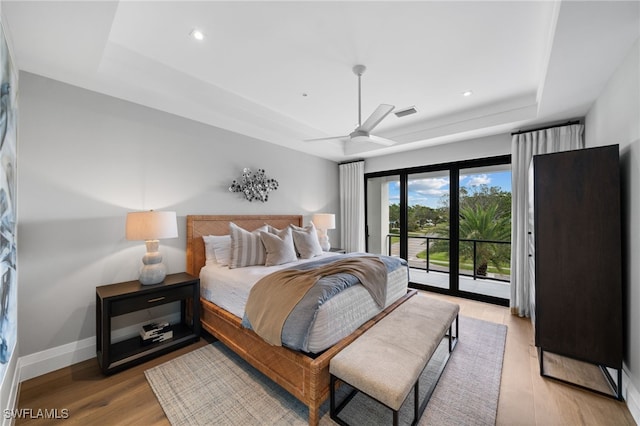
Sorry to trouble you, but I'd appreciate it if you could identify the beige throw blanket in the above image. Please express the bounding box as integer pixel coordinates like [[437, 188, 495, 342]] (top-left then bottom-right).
[[245, 256, 387, 346]]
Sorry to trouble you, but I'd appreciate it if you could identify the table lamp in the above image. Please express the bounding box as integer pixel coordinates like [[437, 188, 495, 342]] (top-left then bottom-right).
[[126, 210, 178, 285], [312, 213, 335, 251]]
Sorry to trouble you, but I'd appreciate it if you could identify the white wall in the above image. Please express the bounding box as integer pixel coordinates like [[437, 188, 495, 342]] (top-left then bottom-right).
[[364, 133, 511, 174], [585, 38, 640, 418], [16, 72, 340, 358]]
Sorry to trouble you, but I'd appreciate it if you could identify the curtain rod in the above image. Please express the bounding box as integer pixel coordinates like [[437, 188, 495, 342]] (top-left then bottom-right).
[[511, 120, 582, 136], [338, 159, 365, 166]]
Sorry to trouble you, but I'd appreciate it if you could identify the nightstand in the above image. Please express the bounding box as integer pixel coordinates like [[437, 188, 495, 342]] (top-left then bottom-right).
[[329, 248, 346, 254], [96, 272, 200, 375]]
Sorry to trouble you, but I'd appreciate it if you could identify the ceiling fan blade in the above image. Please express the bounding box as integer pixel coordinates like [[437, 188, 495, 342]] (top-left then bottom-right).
[[304, 135, 349, 142], [366, 134, 397, 146], [358, 104, 395, 133]]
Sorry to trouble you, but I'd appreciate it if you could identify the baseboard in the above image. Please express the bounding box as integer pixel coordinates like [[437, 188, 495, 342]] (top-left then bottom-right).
[[623, 369, 640, 424], [1, 349, 20, 426], [17, 312, 180, 382], [18, 337, 96, 383]]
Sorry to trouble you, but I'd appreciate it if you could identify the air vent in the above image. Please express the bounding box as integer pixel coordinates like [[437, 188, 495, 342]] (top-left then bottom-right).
[[394, 106, 417, 118]]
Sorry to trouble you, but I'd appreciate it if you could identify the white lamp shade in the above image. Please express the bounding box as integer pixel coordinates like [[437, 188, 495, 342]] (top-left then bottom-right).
[[126, 211, 178, 241], [312, 213, 335, 230]]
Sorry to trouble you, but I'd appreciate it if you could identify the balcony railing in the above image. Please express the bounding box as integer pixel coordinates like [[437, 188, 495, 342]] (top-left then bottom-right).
[[385, 234, 511, 283]]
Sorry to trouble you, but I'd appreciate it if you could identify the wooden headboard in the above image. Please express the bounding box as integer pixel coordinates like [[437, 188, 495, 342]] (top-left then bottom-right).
[[186, 215, 303, 276]]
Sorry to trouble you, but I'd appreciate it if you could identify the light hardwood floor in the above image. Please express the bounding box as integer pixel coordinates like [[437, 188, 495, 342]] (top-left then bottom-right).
[[428, 293, 635, 426], [15, 293, 636, 425]]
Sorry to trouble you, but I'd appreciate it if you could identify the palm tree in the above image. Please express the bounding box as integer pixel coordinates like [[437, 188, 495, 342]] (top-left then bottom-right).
[[458, 204, 511, 276]]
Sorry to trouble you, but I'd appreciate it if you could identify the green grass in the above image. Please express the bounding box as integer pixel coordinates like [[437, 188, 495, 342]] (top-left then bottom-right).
[[416, 250, 447, 260], [415, 249, 510, 274], [391, 233, 511, 274]]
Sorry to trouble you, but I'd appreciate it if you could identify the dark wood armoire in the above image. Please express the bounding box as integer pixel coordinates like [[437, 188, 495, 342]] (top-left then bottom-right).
[[533, 144, 623, 399]]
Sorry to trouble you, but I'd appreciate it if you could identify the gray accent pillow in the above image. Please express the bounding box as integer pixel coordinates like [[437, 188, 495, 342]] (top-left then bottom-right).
[[260, 227, 297, 266], [229, 222, 268, 269], [291, 222, 323, 259]]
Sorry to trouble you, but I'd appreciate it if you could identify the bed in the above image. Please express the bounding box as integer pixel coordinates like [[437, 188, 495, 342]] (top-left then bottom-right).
[[186, 214, 413, 425]]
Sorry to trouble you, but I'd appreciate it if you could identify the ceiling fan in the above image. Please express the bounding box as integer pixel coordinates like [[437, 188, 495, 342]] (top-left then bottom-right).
[[306, 65, 397, 146]]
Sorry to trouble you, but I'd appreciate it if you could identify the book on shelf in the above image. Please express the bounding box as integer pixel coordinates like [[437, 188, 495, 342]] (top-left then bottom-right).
[[141, 329, 173, 345], [140, 322, 170, 339]]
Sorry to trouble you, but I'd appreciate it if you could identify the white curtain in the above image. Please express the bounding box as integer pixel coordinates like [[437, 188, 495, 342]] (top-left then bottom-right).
[[339, 160, 365, 252], [510, 124, 585, 317]]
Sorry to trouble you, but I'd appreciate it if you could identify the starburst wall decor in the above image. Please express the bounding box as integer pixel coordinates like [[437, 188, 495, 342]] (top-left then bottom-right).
[[228, 168, 279, 202]]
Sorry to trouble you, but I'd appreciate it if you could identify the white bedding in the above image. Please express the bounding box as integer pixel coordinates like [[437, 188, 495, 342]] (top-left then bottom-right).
[[199, 253, 408, 353]]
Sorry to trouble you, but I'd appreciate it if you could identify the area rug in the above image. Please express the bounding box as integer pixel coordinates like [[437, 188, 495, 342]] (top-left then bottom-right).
[[145, 316, 507, 425]]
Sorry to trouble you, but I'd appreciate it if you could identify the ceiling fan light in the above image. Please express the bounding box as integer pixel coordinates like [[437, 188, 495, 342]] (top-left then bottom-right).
[[349, 129, 370, 143], [351, 135, 370, 143]]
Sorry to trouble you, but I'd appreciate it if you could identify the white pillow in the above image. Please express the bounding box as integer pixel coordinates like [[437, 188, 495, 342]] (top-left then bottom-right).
[[290, 222, 323, 259], [202, 235, 231, 266], [212, 235, 231, 266], [203, 235, 216, 265], [229, 222, 268, 269], [260, 227, 297, 266]]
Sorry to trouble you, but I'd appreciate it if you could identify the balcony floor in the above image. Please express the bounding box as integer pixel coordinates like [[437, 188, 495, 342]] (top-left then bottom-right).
[[409, 268, 510, 300]]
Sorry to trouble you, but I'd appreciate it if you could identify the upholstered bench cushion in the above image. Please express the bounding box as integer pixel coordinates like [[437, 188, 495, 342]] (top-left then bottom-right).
[[329, 294, 459, 411]]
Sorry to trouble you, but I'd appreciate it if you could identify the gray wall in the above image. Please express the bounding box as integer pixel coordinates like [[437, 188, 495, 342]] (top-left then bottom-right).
[[16, 72, 339, 357], [585, 39, 640, 410]]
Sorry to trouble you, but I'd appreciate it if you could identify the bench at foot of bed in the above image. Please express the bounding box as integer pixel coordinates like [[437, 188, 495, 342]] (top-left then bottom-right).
[[329, 294, 460, 426]]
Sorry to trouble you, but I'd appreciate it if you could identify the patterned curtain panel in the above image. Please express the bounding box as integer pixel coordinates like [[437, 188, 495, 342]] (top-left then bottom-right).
[[0, 20, 18, 387], [339, 161, 365, 253], [510, 124, 585, 318]]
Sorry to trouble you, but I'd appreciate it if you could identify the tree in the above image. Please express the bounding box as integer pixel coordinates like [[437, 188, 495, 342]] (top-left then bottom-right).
[[431, 185, 511, 274], [387, 180, 511, 275], [460, 184, 511, 220], [389, 203, 442, 233], [440, 184, 511, 218], [388, 203, 400, 232], [458, 203, 511, 275]]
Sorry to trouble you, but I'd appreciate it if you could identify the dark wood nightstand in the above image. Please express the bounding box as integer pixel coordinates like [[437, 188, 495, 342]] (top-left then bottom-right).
[[329, 248, 346, 254], [96, 272, 200, 375]]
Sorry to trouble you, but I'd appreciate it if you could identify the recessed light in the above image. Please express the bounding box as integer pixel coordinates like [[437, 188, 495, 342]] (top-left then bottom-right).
[[462, 90, 473, 97], [190, 29, 205, 41]]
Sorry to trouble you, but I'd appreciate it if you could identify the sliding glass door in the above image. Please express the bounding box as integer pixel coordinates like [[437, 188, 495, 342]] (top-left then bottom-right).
[[458, 165, 512, 300], [365, 155, 511, 306], [406, 171, 450, 290]]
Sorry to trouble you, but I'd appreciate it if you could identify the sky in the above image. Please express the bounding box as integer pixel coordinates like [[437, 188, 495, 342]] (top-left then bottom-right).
[[388, 170, 512, 208]]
